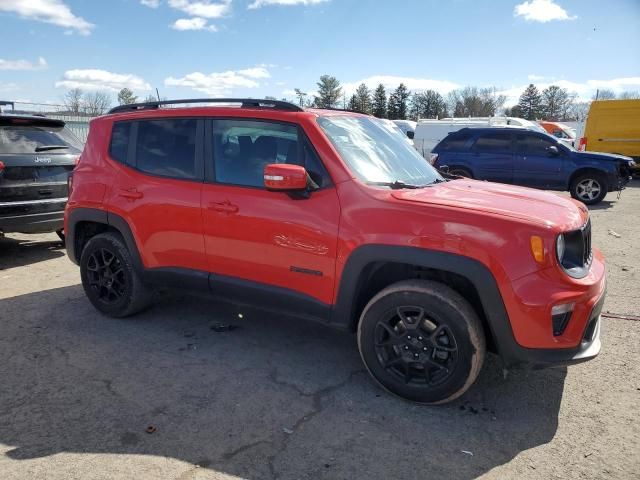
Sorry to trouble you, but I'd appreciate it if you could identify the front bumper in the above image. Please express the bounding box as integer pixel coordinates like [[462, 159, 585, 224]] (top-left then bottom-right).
[[502, 291, 603, 369]]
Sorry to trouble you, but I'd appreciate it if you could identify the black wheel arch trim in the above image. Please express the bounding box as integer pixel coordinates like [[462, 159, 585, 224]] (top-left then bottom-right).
[[66, 207, 143, 271], [331, 244, 598, 368]]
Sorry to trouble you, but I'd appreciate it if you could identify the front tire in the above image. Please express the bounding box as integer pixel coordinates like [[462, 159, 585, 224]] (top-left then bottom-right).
[[80, 232, 153, 317], [357, 280, 486, 404], [570, 173, 607, 205]]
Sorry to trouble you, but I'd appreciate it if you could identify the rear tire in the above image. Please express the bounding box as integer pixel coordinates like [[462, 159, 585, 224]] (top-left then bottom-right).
[[80, 232, 153, 317], [357, 280, 486, 404], [570, 173, 607, 205]]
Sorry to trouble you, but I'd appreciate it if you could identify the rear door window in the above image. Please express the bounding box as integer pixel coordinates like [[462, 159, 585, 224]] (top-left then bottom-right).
[[135, 119, 198, 180], [472, 133, 512, 153]]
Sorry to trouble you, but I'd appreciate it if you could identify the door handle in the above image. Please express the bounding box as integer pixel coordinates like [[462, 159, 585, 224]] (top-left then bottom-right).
[[118, 188, 143, 200], [207, 201, 238, 214]]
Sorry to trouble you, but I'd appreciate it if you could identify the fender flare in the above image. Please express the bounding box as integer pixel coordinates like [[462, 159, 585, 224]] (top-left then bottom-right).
[[66, 207, 143, 271], [330, 245, 515, 358]]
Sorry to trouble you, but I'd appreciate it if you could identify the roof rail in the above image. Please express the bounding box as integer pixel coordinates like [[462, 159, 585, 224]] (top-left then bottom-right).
[[108, 98, 304, 115]]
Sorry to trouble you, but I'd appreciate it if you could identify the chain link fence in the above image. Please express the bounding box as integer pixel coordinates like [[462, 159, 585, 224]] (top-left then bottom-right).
[[0, 101, 97, 143]]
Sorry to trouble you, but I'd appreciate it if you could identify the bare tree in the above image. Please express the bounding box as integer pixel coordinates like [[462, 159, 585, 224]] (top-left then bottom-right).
[[567, 101, 591, 122], [83, 91, 112, 116], [446, 86, 505, 117], [619, 91, 640, 99], [64, 88, 83, 114], [594, 89, 616, 100], [541, 85, 572, 121]]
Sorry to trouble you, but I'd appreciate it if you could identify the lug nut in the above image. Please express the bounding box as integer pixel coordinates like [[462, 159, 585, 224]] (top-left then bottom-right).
[[404, 346, 409, 350], [407, 335, 412, 340], [418, 336, 423, 341], [413, 353, 419, 359], [423, 347, 428, 352]]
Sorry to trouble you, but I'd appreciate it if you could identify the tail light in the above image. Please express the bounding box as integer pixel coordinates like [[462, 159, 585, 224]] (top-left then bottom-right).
[[67, 173, 74, 196], [0, 160, 5, 173], [429, 153, 439, 165], [577, 137, 587, 151]]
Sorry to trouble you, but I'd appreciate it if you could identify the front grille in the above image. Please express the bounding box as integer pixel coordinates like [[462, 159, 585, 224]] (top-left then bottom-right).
[[559, 218, 592, 278]]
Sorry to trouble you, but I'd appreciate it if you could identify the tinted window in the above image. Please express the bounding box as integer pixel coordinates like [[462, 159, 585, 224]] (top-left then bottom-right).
[[109, 122, 131, 163], [136, 119, 197, 179], [439, 132, 473, 151], [0, 125, 82, 154], [212, 119, 330, 188], [516, 134, 556, 155], [473, 133, 511, 152]]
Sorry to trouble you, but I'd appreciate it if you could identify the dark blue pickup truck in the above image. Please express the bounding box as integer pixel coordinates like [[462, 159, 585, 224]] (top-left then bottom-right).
[[430, 126, 635, 205]]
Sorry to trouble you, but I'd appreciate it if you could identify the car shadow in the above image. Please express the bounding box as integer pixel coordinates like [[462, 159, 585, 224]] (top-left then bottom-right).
[[0, 285, 566, 479], [0, 234, 65, 270]]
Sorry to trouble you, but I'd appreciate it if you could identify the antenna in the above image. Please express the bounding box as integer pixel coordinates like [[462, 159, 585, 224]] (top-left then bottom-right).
[[156, 88, 161, 102]]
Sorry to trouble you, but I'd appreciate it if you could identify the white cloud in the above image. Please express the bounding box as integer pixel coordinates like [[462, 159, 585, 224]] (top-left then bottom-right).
[[141, 0, 161, 7], [514, 0, 576, 23], [500, 76, 640, 105], [0, 57, 47, 71], [0, 0, 94, 35], [165, 66, 271, 96], [248, 0, 329, 8], [343, 75, 460, 97], [237, 66, 270, 78], [168, 0, 231, 18], [171, 17, 217, 30], [55, 69, 152, 92]]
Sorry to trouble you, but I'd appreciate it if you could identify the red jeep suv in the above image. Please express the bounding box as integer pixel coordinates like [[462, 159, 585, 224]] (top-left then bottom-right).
[[65, 99, 605, 404]]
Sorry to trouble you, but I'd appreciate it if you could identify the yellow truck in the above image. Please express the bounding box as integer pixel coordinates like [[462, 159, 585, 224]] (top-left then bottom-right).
[[577, 99, 640, 173]]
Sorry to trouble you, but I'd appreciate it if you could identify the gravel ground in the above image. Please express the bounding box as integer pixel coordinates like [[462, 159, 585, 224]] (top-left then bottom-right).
[[0, 181, 638, 480]]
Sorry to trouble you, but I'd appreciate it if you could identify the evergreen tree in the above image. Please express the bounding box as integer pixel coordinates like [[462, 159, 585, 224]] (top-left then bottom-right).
[[348, 94, 358, 112], [314, 75, 342, 108], [387, 92, 399, 119], [353, 83, 372, 114], [517, 84, 543, 120], [372, 84, 387, 118], [117, 88, 137, 105], [393, 83, 411, 120]]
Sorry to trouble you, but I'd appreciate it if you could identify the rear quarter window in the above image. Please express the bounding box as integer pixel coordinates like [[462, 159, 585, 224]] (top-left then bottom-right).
[[438, 132, 473, 151], [109, 122, 131, 164]]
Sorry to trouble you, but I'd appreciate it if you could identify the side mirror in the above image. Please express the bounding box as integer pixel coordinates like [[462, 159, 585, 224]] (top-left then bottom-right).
[[547, 146, 560, 156], [264, 164, 308, 191], [406, 131, 415, 140]]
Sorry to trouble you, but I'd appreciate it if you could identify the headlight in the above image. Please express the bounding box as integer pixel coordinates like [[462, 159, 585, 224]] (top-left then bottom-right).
[[556, 234, 565, 263]]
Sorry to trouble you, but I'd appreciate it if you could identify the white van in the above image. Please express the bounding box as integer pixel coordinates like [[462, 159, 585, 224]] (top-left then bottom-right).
[[413, 117, 546, 157]]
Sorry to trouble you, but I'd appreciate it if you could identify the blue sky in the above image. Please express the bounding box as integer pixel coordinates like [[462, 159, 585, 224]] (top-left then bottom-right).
[[1, 0, 639, 106]]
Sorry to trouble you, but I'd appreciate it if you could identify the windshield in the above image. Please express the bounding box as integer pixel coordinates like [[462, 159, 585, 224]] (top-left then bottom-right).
[[317, 116, 442, 186]]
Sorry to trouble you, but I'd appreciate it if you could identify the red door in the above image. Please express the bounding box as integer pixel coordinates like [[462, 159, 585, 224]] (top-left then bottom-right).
[[201, 118, 340, 305], [107, 118, 206, 270]]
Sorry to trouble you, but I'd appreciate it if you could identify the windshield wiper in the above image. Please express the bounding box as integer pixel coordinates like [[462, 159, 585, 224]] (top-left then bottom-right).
[[35, 145, 69, 152], [367, 180, 425, 189]]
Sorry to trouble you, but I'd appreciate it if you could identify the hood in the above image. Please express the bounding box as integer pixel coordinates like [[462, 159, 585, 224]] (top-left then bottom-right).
[[577, 151, 634, 163], [391, 179, 588, 230]]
